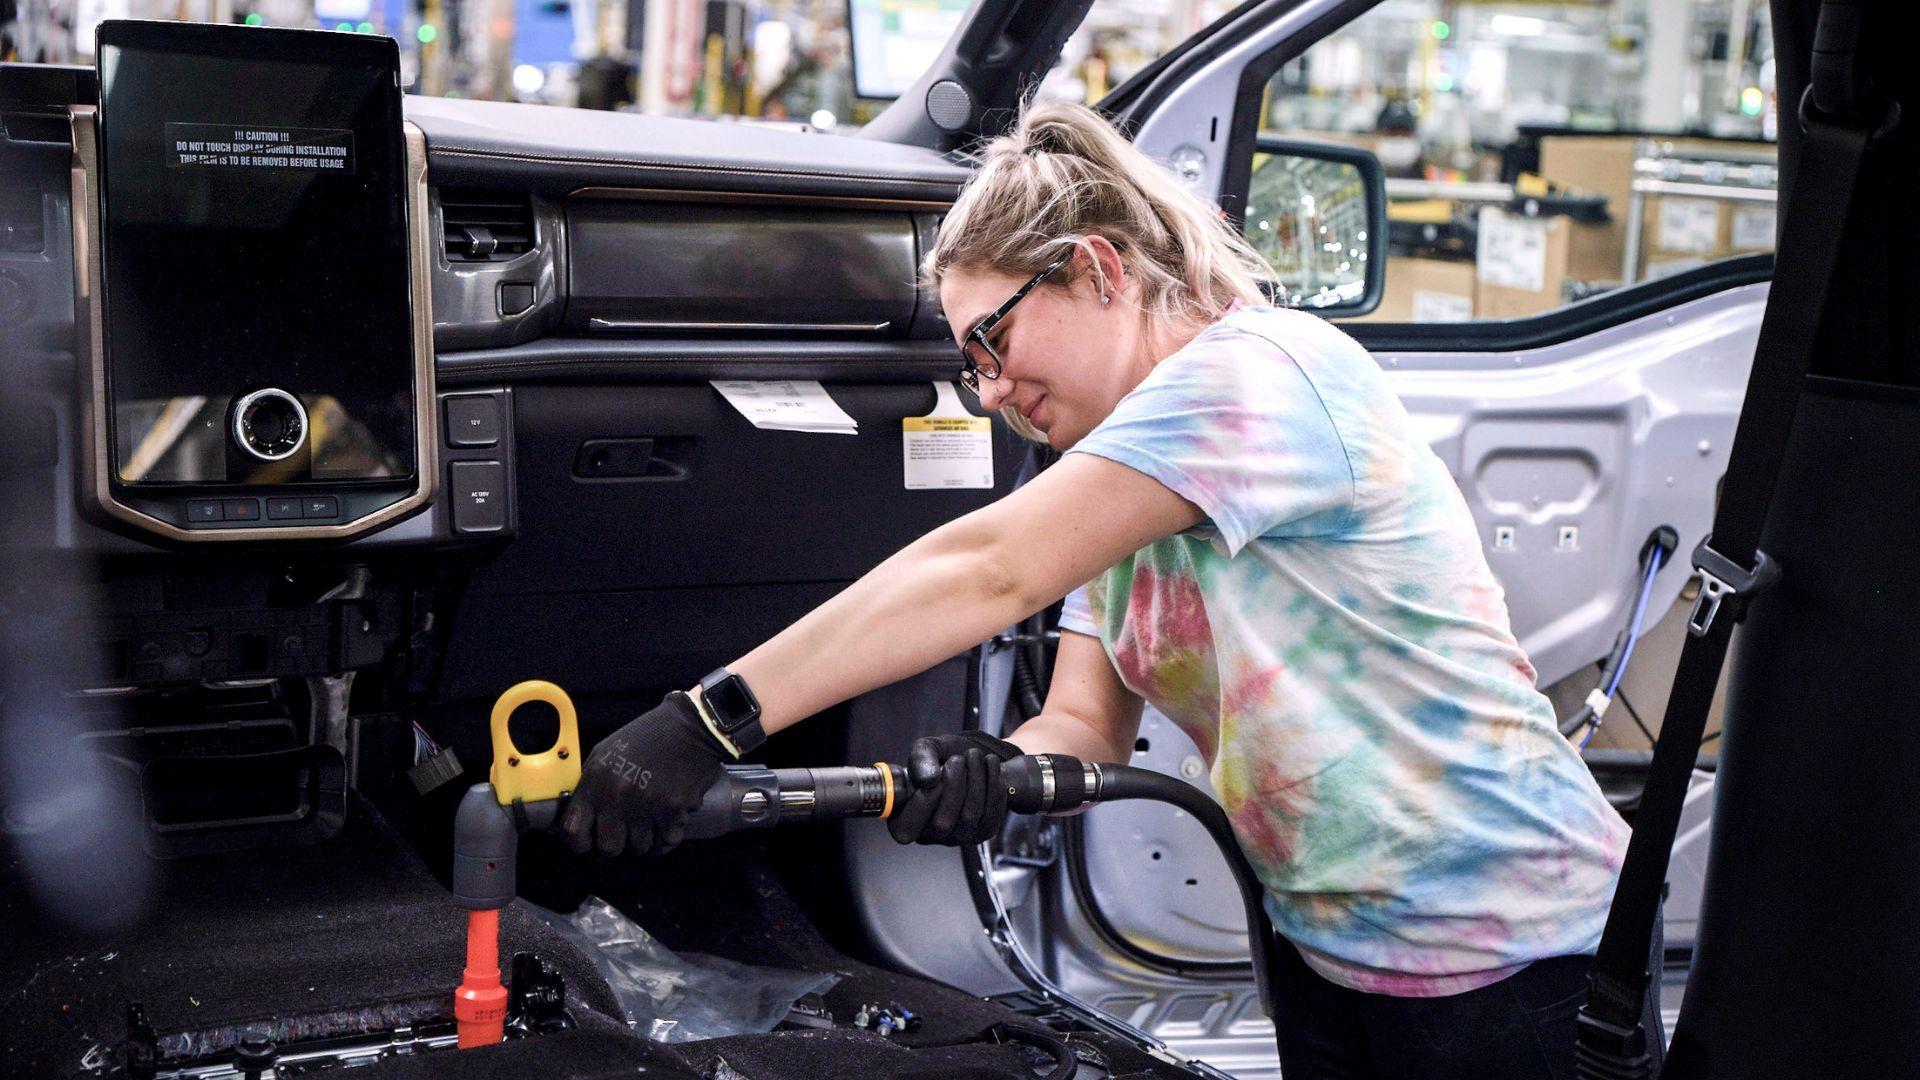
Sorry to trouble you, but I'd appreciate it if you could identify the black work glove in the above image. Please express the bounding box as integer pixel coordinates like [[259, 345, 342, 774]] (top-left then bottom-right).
[[888, 730, 1023, 846], [561, 693, 729, 857]]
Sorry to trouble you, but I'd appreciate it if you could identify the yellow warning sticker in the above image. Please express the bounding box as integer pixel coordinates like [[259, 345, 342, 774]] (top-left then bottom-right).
[[903, 417, 990, 433]]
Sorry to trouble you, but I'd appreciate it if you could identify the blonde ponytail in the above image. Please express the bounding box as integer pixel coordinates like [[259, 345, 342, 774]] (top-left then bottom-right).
[[924, 101, 1274, 327]]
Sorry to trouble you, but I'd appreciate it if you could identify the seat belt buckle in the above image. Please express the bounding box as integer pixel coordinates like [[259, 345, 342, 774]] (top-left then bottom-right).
[[1687, 536, 1780, 637], [1574, 1006, 1656, 1079]]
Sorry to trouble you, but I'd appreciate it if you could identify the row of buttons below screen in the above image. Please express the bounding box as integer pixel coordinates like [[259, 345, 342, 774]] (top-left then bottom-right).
[[183, 469, 499, 531], [187, 496, 338, 524]]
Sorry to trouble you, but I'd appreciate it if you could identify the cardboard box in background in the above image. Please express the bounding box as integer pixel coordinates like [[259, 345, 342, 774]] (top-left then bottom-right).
[[1330, 135, 1778, 325], [1348, 256, 1475, 323], [1474, 207, 1572, 320], [1538, 135, 1778, 284], [1645, 195, 1778, 260], [1538, 135, 1636, 284], [1727, 202, 1778, 251], [1634, 138, 1778, 271]]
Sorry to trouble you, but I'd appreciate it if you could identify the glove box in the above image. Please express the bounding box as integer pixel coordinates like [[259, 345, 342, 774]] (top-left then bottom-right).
[[564, 200, 922, 337]]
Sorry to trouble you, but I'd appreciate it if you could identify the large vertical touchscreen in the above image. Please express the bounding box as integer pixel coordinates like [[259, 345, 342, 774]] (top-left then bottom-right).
[[97, 23, 415, 486]]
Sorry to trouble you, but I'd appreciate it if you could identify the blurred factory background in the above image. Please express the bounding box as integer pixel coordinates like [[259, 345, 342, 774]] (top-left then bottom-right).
[[2, 1, 1771, 142], [2, 0, 1780, 324]]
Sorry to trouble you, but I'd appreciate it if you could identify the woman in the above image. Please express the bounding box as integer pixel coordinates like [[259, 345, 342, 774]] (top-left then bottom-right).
[[561, 102, 1647, 1079]]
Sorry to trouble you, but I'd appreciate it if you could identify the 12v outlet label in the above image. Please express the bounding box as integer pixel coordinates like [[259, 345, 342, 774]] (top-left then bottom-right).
[[165, 123, 356, 173]]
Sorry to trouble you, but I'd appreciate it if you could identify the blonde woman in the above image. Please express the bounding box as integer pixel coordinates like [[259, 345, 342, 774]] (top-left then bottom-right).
[[563, 102, 1647, 1079]]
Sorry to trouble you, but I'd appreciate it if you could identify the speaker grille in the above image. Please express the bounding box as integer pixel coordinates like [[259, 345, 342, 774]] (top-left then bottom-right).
[[925, 80, 975, 133]]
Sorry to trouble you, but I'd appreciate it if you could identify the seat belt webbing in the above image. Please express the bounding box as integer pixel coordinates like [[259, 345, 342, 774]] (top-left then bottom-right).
[[1573, 113, 1878, 1078]]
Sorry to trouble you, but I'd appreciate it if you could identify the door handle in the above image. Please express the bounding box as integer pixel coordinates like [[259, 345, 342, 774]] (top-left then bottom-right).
[[571, 437, 688, 480]]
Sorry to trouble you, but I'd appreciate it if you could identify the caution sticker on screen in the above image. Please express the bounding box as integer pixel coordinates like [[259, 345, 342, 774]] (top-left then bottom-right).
[[165, 123, 355, 173], [903, 382, 992, 490]]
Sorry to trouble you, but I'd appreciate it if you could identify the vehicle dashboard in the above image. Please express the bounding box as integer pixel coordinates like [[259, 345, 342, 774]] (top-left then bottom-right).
[[2, 47, 1021, 716]]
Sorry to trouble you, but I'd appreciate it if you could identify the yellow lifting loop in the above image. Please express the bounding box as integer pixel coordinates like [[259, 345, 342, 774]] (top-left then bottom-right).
[[488, 680, 583, 806]]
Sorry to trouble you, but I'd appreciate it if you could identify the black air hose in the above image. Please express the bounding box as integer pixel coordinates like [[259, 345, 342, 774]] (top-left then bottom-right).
[[1102, 764, 1280, 1017], [688, 755, 1286, 1018], [1010, 627, 1046, 720], [1000, 757, 1281, 1017], [1095, 765, 1274, 967], [1059, 815, 1250, 977]]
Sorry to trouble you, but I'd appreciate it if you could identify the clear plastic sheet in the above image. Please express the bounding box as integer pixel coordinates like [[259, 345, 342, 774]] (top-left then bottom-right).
[[531, 896, 838, 1043]]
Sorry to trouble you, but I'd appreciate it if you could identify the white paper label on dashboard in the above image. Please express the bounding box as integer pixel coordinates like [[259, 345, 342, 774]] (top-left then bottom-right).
[[710, 379, 858, 434]]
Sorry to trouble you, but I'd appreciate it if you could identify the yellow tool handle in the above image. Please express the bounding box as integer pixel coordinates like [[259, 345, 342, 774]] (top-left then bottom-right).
[[488, 680, 583, 806]]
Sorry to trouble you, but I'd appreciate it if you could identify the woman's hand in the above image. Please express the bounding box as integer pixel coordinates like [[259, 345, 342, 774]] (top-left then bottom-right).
[[561, 693, 729, 856], [887, 731, 1023, 846]]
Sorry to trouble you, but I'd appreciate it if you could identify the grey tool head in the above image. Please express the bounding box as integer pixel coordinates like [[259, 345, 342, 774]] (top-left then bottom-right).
[[452, 783, 517, 910]]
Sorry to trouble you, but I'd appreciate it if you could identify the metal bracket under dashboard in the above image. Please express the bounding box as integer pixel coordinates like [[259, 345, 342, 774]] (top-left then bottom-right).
[[66, 106, 440, 543]]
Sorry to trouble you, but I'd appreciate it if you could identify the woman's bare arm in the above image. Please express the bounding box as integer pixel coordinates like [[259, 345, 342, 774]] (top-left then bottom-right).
[[719, 453, 1199, 736]]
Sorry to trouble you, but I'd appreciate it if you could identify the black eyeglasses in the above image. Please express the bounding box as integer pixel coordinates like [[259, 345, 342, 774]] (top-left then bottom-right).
[[958, 251, 1072, 393]]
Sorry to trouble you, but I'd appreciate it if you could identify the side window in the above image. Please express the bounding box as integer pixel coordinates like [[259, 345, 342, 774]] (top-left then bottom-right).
[[1241, 1, 1778, 324]]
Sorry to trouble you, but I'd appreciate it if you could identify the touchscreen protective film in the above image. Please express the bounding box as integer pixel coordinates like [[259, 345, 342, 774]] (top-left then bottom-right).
[[97, 24, 415, 486]]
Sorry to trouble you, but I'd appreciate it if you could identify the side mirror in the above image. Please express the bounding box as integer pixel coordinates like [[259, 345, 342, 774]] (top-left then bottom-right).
[[1241, 136, 1388, 318]]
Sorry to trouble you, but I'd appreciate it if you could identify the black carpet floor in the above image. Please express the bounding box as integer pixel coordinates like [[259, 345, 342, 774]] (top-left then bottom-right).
[[0, 793, 621, 1078], [4, 797, 1201, 1079]]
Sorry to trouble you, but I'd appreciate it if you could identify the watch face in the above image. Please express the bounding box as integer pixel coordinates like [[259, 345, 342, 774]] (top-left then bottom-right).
[[705, 674, 758, 731]]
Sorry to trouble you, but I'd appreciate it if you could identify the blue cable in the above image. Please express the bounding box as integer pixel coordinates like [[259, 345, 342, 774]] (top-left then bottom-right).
[[1581, 547, 1667, 750], [1608, 547, 1665, 697]]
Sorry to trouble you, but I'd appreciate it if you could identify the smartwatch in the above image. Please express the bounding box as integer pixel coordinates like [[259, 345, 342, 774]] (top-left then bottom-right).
[[697, 667, 767, 756]]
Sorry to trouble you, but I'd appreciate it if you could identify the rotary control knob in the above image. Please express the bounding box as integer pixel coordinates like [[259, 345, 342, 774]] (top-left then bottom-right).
[[230, 388, 308, 462]]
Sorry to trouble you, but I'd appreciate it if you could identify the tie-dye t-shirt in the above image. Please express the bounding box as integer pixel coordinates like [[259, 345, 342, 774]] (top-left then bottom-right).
[[1057, 305, 1629, 998]]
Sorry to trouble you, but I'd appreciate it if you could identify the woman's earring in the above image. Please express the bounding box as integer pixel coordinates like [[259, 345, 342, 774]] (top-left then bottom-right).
[[1100, 294, 1111, 306]]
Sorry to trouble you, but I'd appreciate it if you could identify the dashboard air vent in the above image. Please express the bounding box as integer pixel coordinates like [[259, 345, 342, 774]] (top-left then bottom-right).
[[440, 188, 535, 262]]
